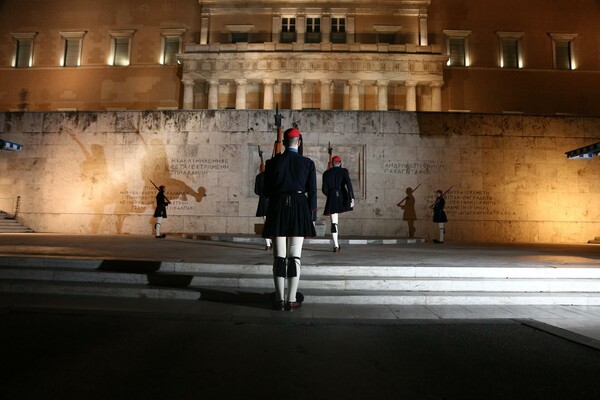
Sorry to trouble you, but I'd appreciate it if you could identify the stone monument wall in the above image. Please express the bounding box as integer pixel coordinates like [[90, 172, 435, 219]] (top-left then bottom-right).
[[0, 110, 598, 243]]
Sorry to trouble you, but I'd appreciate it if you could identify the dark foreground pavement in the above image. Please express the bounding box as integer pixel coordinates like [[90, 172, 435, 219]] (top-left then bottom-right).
[[2, 234, 600, 399], [1, 309, 600, 400]]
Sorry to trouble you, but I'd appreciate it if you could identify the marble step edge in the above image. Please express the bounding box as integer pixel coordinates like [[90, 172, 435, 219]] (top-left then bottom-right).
[[183, 233, 426, 245], [196, 286, 600, 306], [1, 258, 600, 279], [2, 280, 599, 305], [0, 280, 200, 300], [4, 268, 600, 292]]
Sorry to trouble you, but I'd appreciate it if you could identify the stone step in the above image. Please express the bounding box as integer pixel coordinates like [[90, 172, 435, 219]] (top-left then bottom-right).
[[0, 279, 201, 300], [0, 215, 33, 233], [189, 274, 600, 293], [2, 257, 600, 279], [197, 286, 600, 306], [304, 290, 600, 306], [3, 265, 600, 293]]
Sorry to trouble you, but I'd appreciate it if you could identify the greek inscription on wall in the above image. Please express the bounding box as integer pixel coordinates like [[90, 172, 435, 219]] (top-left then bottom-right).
[[384, 161, 446, 175], [118, 189, 194, 211], [438, 190, 515, 218], [170, 158, 230, 176]]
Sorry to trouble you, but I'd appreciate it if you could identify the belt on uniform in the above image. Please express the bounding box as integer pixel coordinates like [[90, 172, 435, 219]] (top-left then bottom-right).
[[279, 191, 304, 206]]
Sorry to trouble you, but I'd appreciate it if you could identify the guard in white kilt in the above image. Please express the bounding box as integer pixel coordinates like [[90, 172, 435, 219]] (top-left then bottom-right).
[[254, 171, 272, 250], [262, 128, 317, 311], [322, 156, 355, 252]]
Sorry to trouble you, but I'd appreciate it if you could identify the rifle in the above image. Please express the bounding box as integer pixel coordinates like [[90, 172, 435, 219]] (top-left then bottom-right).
[[430, 186, 453, 209], [327, 142, 333, 169], [149, 179, 171, 204], [397, 184, 421, 207], [258, 145, 265, 173], [272, 103, 283, 157]]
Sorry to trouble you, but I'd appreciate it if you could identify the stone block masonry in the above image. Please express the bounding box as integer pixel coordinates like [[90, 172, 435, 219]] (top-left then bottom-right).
[[0, 110, 598, 243]]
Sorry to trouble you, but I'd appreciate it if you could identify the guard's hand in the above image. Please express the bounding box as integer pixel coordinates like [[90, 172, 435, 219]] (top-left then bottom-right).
[[350, 199, 355, 208]]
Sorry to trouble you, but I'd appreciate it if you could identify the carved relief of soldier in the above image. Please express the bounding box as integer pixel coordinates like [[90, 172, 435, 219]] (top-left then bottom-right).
[[322, 155, 355, 252]]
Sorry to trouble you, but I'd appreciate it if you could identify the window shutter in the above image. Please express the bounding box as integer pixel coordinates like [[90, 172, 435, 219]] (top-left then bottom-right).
[[163, 36, 180, 64], [64, 38, 80, 67], [449, 38, 466, 66], [16, 39, 32, 67], [113, 37, 130, 66]]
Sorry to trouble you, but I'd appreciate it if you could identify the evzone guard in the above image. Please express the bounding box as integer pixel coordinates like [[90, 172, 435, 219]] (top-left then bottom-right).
[[151, 181, 171, 238], [254, 145, 272, 251], [322, 147, 355, 252], [430, 187, 451, 243], [262, 127, 317, 311]]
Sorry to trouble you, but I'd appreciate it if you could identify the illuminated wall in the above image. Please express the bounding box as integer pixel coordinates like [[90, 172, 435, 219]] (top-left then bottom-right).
[[0, 110, 598, 243]]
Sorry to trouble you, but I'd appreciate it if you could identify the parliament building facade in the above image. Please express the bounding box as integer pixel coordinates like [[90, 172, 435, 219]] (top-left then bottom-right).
[[1, 0, 599, 115]]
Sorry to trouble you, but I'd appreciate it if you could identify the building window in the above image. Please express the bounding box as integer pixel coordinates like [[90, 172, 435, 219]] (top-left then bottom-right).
[[331, 17, 346, 43], [443, 30, 471, 67], [109, 30, 135, 66], [61, 31, 86, 67], [373, 25, 401, 45], [160, 28, 185, 65], [225, 25, 252, 45], [550, 33, 577, 70], [497, 32, 524, 68], [306, 17, 321, 43], [11, 32, 37, 68], [281, 17, 296, 43]]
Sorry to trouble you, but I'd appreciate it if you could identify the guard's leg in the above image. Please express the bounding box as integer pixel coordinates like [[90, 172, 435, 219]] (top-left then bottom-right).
[[286, 236, 304, 308], [263, 217, 272, 250], [272, 237, 287, 307], [155, 217, 163, 237], [331, 213, 339, 250], [438, 223, 445, 242]]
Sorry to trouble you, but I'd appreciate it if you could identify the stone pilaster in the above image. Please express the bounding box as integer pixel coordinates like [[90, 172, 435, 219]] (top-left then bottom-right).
[[322, 15, 331, 44], [207, 79, 219, 110], [291, 79, 304, 110], [430, 81, 443, 112], [182, 79, 195, 110], [349, 79, 361, 111], [235, 79, 247, 110], [377, 80, 389, 111], [262, 79, 275, 110], [320, 79, 332, 110], [405, 81, 418, 111]]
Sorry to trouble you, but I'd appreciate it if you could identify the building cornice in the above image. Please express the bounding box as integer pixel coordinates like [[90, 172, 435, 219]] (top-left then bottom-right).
[[198, 0, 430, 16]]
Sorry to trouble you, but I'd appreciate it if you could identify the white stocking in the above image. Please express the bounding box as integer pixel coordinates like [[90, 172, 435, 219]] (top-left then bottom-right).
[[438, 223, 445, 242], [286, 237, 303, 302], [273, 237, 287, 301], [263, 217, 272, 247], [331, 213, 339, 248], [155, 217, 163, 236]]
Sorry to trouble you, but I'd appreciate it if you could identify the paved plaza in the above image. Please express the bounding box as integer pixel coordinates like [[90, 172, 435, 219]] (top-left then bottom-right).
[[1, 234, 600, 399]]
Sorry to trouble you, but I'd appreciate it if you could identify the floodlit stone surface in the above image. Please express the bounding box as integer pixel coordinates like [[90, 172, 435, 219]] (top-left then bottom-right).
[[0, 110, 598, 242]]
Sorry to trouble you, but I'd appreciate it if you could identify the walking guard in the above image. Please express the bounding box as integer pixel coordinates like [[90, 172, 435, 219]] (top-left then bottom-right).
[[153, 184, 170, 238], [431, 189, 449, 243], [322, 155, 355, 252], [254, 146, 272, 250], [262, 127, 317, 311]]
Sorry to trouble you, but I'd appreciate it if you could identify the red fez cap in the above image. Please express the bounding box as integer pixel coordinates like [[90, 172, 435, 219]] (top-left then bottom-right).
[[332, 156, 341, 163], [284, 128, 300, 139]]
